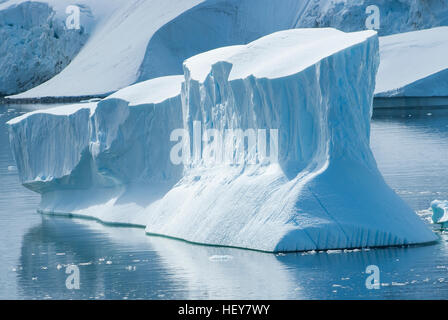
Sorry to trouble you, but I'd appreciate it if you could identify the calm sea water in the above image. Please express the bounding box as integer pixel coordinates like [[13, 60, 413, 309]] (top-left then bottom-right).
[[0, 104, 447, 300]]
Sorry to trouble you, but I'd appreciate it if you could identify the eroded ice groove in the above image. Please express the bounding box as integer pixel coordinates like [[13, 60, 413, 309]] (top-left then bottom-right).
[[375, 27, 448, 98], [8, 29, 437, 252]]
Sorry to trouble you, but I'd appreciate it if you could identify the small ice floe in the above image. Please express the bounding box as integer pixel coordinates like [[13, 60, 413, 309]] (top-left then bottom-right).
[[7, 108, 15, 113], [106, 260, 112, 265], [40, 266, 48, 270], [7, 166, 16, 171], [391, 281, 408, 286], [326, 250, 342, 254], [56, 264, 63, 270], [276, 253, 286, 257], [79, 262, 93, 266], [208, 255, 233, 262], [32, 277, 38, 281], [430, 200, 448, 227], [55, 252, 66, 256], [125, 265, 136, 271], [427, 113, 433, 116]]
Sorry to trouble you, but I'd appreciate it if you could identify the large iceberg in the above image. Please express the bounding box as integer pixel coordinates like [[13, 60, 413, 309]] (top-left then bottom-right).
[[375, 27, 448, 98], [8, 28, 437, 252]]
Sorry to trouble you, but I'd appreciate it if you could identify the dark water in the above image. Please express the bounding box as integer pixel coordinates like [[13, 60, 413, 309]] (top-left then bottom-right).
[[0, 105, 447, 300]]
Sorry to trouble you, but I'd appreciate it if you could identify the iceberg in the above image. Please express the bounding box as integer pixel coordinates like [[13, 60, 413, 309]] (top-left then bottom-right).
[[375, 27, 448, 98], [431, 200, 448, 227], [8, 28, 437, 252]]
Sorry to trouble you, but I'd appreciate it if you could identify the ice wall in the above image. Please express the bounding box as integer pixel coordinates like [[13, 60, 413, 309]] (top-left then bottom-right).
[[0, 1, 88, 95], [8, 29, 437, 252]]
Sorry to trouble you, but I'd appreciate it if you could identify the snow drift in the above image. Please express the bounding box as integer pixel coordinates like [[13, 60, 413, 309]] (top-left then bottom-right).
[[8, 29, 437, 252]]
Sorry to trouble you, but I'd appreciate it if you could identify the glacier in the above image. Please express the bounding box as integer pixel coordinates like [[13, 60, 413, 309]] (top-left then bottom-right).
[[5, 0, 448, 100], [0, 1, 88, 95], [7, 0, 307, 99], [295, 0, 448, 36], [8, 28, 437, 252], [0, 0, 124, 96]]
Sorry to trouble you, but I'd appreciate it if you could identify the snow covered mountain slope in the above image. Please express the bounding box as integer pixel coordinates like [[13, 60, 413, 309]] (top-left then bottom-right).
[[375, 27, 448, 97], [8, 29, 437, 252], [296, 0, 448, 36]]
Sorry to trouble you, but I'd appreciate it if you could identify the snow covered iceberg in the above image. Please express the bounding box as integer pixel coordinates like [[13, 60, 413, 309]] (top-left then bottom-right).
[[375, 27, 448, 98], [8, 28, 437, 252]]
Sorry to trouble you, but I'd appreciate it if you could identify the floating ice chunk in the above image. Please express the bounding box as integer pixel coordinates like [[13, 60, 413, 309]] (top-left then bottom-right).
[[431, 200, 448, 226], [7, 29, 437, 252]]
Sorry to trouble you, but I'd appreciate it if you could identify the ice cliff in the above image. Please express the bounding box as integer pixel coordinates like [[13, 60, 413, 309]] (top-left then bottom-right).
[[0, 1, 88, 95], [295, 0, 448, 36], [0, 0, 124, 96], [8, 29, 437, 252]]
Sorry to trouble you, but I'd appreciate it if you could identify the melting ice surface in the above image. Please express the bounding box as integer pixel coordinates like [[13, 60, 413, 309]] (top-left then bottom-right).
[[7, 28, 437, 251], [1, 105, 448, 299]]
